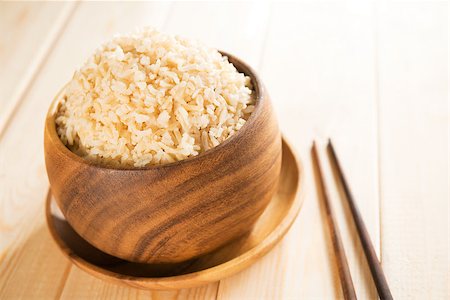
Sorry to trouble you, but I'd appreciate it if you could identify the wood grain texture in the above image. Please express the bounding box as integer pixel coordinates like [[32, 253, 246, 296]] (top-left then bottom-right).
[[0, 2, 76, 136], [0, 4, 76, 299], [46, 139, 303, 290], [0, 207, 71, 299], [45, 53, 282, 264], [218, 2, 381, 299], [327, 140, 393, 300], [60, 271, 219, 300], [61, 257, 216, 300], [377, 2, 449, 299], [0, 1, 448, 298]]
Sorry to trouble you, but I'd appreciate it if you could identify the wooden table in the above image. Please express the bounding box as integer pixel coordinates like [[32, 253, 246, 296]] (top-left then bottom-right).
[[0, 2, 447, 299]]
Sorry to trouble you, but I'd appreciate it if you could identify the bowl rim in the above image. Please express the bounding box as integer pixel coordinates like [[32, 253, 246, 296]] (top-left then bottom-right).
[[45, 51, 265, 171]]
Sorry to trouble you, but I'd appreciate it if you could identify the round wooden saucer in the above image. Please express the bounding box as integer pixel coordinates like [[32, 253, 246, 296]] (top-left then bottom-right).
[[45, 138, 304, 290]]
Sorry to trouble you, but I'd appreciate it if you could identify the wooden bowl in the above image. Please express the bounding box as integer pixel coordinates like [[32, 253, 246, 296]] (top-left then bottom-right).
[[44, 53, 282, 264], [46, 138, 304, 290]]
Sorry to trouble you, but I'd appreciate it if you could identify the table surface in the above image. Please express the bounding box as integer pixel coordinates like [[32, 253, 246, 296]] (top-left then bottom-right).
[[0, 1, 448, 299]]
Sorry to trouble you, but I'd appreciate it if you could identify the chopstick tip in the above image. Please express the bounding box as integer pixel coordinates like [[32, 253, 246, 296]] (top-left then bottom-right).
[[327, 138, 334, 151]]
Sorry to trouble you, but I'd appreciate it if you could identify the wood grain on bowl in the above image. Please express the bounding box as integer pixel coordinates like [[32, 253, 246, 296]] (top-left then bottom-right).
[[44, 53, 282, 264], [45, 138, 304, 290]]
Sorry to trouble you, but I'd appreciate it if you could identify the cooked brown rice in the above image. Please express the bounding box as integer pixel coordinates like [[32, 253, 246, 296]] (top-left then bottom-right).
[[55, 28, 254, 167]]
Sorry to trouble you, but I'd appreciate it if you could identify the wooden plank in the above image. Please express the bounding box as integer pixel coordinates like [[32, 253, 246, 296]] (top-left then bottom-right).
[[218, 2, 380, 299], [0, 3, 76, 299], [60, 269, 218, 300], [0, 211, 71, 299], [377, 2, 449, 299], [1, 1, 445, 298], [0, 2, 76, 136], [163, 1, 271, 69]]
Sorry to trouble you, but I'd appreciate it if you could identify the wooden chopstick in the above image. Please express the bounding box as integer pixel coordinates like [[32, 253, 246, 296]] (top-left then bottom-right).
[[327, 139, 393, 300], [311, 142, 357, 300]]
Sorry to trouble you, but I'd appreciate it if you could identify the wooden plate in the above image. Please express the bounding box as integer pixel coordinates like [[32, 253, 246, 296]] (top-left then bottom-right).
[[45, 138, 305, 290]]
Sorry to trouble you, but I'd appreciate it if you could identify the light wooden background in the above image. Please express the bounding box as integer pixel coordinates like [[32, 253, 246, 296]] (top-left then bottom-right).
[[0, 1, 448, 299]]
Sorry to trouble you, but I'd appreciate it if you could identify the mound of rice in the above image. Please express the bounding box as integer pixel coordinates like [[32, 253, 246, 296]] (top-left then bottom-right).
[[56, 28, 254, 167]]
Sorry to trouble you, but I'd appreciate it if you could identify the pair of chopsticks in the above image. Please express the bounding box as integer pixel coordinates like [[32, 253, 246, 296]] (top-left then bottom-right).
[[312, 139, 393, 300]]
